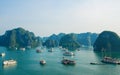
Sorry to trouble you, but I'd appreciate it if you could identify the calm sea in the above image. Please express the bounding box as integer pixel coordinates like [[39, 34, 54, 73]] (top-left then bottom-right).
[[0, 46, 120, 75]]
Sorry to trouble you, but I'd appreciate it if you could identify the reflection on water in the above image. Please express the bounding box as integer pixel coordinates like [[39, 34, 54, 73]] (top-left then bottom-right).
[[2, 64, 17, 70], [94, 51, 120, 59]]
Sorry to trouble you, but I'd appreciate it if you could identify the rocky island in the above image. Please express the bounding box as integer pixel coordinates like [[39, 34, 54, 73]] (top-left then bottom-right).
[[0, 27, 41, 49], [93, 31, 120, 52]]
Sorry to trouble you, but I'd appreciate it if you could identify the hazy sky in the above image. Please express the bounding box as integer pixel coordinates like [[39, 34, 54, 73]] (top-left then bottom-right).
[[0, 0, 120, 36]]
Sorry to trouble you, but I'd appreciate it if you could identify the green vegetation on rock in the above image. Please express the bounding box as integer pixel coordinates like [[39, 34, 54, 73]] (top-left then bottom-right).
[[59, 33, 81, 50], [93, 31, 120, 52], [0, 27, 40, 49]]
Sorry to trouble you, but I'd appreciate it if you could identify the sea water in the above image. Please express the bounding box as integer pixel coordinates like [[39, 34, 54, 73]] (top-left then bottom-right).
[[0, 46, 120, 75]]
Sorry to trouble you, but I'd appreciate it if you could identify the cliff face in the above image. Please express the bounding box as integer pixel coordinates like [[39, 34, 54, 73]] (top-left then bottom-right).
[[0, 27, 40, 48], [43, 34, 57, 48], [0, 27, 98, 50], [77, 32, 98, 46], [42, 33, 65, 48], [93, 31, 120, 52], [59, 33, 81, 50]]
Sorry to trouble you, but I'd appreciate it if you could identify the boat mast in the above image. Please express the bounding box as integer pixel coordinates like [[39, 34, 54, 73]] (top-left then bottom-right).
[[108, 43, 112, 57], [101, 48, 106, 58]]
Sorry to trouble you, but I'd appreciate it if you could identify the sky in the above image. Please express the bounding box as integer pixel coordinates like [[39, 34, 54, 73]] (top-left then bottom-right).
[[0, 0, 120, 37]]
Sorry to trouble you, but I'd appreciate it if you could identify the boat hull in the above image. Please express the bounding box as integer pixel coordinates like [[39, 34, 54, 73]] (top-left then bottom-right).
[[3, 60, 17, 65]]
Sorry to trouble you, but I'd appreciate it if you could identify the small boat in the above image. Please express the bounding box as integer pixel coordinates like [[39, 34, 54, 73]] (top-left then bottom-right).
[[90, 62, 105, 65], [62, 48, 68, 51], [90, 62, 98, 65], [26, 46, 31, 49], [40, 60, 46, 65], [90, 62, 103, 65], [63, 51, 75, 56], [48, 48, 53, 52], [77, 48, 80, 51], [3, 60, 17, 65], [61, 58, 76, 65], [20, 48, 26, 51], [101, 56, 120, 65], [0, 53, 5, 57], [36, 49, 42, 53]]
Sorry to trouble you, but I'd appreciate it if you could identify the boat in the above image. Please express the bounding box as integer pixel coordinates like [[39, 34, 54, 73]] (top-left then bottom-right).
[[19, 48, 26, 51], [101, 48, 120, 65], [62, 48, 68, 51], [40, 60, 46, 65], [90, 62, 98, 65], [61, 58, 76, 65], [26, 46, 31, 49], [90, 62, 104, 65], [77, 48, 80, 51], [63, 51, 75, 56], [101, 56, 120, 64], [36, 49, 42, 53], [0, 53, 5, 57], [48, 48, 53, 52], [3, 60, 17, 65]]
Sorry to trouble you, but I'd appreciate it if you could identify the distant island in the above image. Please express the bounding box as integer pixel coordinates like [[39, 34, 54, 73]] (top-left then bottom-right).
[[1, 27, 120, 51], [0, 27, 98, 50], [93, 31, 120, 52], [43, 32, 98, 50]]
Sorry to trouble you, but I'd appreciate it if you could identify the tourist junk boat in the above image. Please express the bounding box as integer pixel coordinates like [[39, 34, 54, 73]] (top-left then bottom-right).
[[101, 48, 120, 65], [63, 51, 75, 56], [61, 57, 76, 65], [40, 60, 46, 65], [101, 56, 120, 64], [3, 59, 17, 65]]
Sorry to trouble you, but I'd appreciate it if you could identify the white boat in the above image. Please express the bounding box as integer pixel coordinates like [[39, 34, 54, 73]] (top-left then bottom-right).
[[62, 48, 68, 51], [48, 48, 53, 52], [0, 53, 5, 57], [63, 51, 75, 56], [101, 56, 120, 64], [3, 60, 17, 65], [20, 48, 26, 51], [101, 48, 120, 65], [40, 60, 46, 65]]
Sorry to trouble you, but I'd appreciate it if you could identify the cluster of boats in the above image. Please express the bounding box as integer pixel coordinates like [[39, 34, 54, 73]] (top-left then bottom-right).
[[38, 47, 76, 66], [1, 47, 120, 68], [39, 58, 76, 66], [38, 47, 120, 66], [61, 48, 76, 65], [36, 48, 54, 53]]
